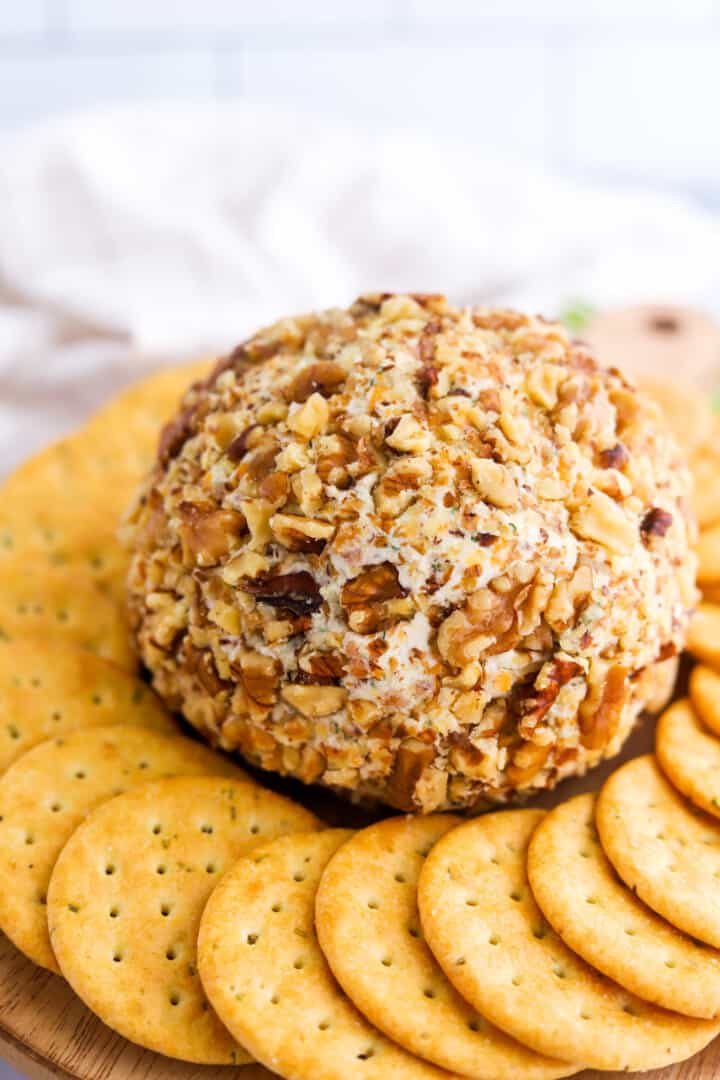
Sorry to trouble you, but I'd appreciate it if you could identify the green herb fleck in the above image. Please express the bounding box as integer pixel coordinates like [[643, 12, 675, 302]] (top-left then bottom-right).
[[559, 299, 595, 333]]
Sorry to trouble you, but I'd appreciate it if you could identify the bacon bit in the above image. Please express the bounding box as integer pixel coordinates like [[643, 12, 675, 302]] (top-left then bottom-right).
[[473, 532, 497, 547], [447, 386, 471, 397], [599, 443, 629, 470], [227, 424, 261, 462], [641, 507, 673, 539], [242, 571, 322, 617], [657, 641, 677, 661]]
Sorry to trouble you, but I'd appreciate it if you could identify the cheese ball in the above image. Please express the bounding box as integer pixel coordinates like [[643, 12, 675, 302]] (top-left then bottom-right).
[[126, 294, 696, 813]]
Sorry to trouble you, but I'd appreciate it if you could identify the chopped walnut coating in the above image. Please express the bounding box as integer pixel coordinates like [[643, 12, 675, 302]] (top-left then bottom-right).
[[127, 294, 696, 813]]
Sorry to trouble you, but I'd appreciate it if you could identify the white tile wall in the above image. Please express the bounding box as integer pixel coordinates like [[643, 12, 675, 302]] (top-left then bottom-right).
[[229, 42, 551, 156], [0, 51, 216, 129], [408, 0, 718, 20], [0, 1, 49, 34], [67, 0, 399, 32], [0, 0, 718, 202], [570, 41, 720, 186]]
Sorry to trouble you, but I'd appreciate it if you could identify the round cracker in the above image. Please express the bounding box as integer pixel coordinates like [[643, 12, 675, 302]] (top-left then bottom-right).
[[0, 724, 245, 971], [528, 792, 720, 1018], [0, 361, 213, 600], [656, 698, 720, 819], [48, 776, 318, 1065], [316, 815, 573, 1080], [2, 361, 213, 515], [417, 809, 719, 1071], [85, 359, 214, 476], [702, 582, 720, 605], [687, 603, 720, 671], [691, 429, 720, 530], [0, 500, 129, 603], [639, 376, 715, 454], [697, 524, 720, 586], [199, 829, 459, 1080], [0, 565, 134, 670], [597, 754, 720, 948], [0, 637, 175, 774], [690, 665, 720, 738]]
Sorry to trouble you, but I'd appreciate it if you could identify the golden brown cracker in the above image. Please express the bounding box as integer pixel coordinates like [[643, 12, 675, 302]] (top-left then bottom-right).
[[691, 443, 720, 530], [48, 775, 317, 1064], [597, 754, 720, 948], [656, 698, 720, 819], [316, 815, 574, 1080], [639, 376, 714, 454], [687, 603, 720, 670], [199, 829, 463, 1080], [0, 637, 175, 774], [417, 808, 719, 1071], [0, 724, 244, 971], [697, 524, 720, 585], [690, 664, 720, 738], [528, 792, 720, 1018], [0, 565, 134, 670]]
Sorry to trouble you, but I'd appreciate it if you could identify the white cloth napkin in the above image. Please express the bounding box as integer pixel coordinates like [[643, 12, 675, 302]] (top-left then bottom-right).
[[2, 102, 719, 473]]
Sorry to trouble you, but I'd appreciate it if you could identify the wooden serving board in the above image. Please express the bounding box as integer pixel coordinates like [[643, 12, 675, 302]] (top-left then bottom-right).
[[2, 692, 719, 1080], [1, 927, 719, 1080]]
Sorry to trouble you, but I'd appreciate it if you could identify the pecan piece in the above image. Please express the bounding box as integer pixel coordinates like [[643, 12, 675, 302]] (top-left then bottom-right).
[[599, 442, 629, 470], [417, 318, 440, 398], [178, 503, 246, 566], [242, 571, 322, 617], [185, 644, 229, 697], [299, 651, 346, 683], [519, 658, 582, 727], [158, 402, 197, 465], [284, 361, 347, 404], [386, 738, 436, 812], [341, 563, 411, 635], [640, 507, 673, 539], [342, 563, 407, 608], [235, 651, 281, 706], [579, 664, 629, 750], [227, 424, 262, 462]]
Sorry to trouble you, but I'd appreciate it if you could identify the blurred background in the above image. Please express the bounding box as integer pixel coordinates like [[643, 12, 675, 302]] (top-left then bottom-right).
[[1, 0, 720, 202], [2, 3, 720, 476]]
